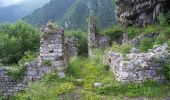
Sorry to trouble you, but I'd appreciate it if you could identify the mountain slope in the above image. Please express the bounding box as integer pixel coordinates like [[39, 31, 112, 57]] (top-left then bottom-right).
[[24, 0, 115, 30], [0, 0, 50, 23], [23, 0, 76, 27], [62, 0, 115, 30]]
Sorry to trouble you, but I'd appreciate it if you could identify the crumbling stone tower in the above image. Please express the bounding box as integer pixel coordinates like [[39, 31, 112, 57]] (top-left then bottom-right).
[[39, 22, 67, 78], [88, 16, 97, 57]]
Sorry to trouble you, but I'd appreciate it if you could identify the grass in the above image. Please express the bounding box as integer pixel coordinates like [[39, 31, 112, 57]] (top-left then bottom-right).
[[9, 24, 170, 99], [11, 56, 170, 100], [100, 24, 170, 41], [96, 80, 170, 99]]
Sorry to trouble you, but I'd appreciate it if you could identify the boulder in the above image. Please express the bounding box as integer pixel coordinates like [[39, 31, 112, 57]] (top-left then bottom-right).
[[94, 83, 103, 88]]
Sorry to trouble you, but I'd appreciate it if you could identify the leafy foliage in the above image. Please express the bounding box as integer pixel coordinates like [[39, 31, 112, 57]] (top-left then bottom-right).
[[139, 37, 153, 52], [42, 60, 52, 67], [101, 25, 123, 39], [0, 21, 40, 64], [162, 57, 170, 80], [96, 80, 169, 99], [110, 43, 132, 54], [15, 82, 75, 100], [7, 52, 37, 80], [23, 0, 76, 27], [65, 30, 88, 55]]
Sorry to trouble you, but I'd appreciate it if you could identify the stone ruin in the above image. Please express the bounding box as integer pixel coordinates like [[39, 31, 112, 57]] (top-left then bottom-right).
[[38, 22, 67, 78], [88, 16, 122, 57], [106, 43, 169, 83], [0, 22, 78, 96]]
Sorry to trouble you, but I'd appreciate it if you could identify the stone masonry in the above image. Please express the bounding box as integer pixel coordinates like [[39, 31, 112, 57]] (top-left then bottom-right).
[[106, 43, 169, 83], [88, 17, 124, 58], [38, 22, 67, 78], [0, 22, 78, 96]]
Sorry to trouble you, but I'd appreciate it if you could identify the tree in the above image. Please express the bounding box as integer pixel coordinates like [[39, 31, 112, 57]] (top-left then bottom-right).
[[0, 21, 40, 64]]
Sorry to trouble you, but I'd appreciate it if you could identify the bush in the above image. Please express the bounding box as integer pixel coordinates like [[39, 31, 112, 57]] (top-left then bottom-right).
[[18, 52, 37, 66], [153, 34, 166, 45], [162, 28, 170, 38], [158, 13, 168, 26], [143, 25, 162, 34], [42, 60, 52, 67], [102, 25, 124, 39], [65, 30, 87, 55], [162, 58, 170, 80], [15, 82, 75, 100], [43, 72, 59, 82], [0, 21, 40, 64], [126, 27, 141, 39], [7, 65, 26, 80], [96, 80, 168, 98], [110, 43, 132, 54], [139, 37, 153, 52], [119, 44, 132, 54]]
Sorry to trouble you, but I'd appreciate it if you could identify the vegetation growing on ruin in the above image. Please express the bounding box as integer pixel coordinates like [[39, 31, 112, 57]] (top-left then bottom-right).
[[10, 56, 170, 100], [1, 2, 170, 100], [65, 30, 88, 55]]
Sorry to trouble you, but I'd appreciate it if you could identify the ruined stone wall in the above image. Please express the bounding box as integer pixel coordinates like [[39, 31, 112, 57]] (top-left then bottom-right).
[[106, 43, 169, 83], [0, 68, 27, 96], [38, 23, 66, 78], [88, 17, 123, 57], [88, 16, 97, 57], [65, 37, 78, 57], [0, 23, 78, 96]]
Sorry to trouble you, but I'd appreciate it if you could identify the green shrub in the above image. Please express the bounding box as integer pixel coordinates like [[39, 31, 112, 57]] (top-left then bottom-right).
[[67, 57, 87, 78], [158, 13, 168, 26], [90, 49, 105, 64], [126, 27, 141, 39], [7, 65, 26, 80], [43, 72, 59, 82], [0, 21, 40, 64], [18, 52, 37, 66], [96, 80, 168, 98], [162, 28, 170, 38], [15, 82, 75, 100], [143, 25, 160, 34], [139, 37, 153, 52], [153, 34, 166, 45], [65, 30, 87, 55], [110, 43, 120, 51], [102, 25, 124, 39], [43, 60, 52, 66], [119, 44, 132, 54], [110, 43, 132, 54], [67, 57, 115, 83], [162, 58, 170, 80]]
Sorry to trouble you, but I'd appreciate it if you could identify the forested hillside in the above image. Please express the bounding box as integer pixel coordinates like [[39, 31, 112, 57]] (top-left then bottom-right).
[[23, 0, 76, 27], [24, 0, 115, 30], [0, 0, 50, 23]]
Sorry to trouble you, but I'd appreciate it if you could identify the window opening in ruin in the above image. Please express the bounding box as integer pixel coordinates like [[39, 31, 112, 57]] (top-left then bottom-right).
[[50, 50, 54, 53]]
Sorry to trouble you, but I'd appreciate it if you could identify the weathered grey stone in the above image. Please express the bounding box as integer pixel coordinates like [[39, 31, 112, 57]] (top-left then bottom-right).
[[94, 83, 103, 88], [57, 72, 65, 78], [0, 22, 78, 96], [130, 47, 141, 53], [107, 43, 169, 83]]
